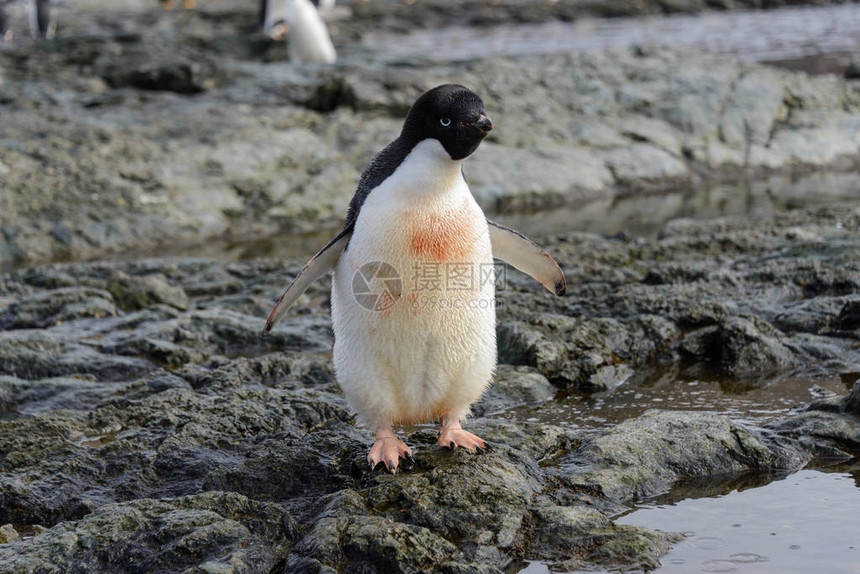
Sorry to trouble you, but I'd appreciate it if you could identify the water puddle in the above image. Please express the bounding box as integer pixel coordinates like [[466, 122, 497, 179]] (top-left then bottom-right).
[[75, 169, 860, 269], [519, 460, 860, 573], [497, 366, 857, 430], [362, 3, 860, 75], [612, 460, 860, 574], [492, 171, 860, 241]]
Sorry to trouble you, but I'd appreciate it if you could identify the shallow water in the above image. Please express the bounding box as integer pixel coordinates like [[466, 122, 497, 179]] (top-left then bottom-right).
[[498, 368, 858, 431], [612, 461, 860, 574], [111, 168, 860, 265], [519, 461, 860, 573], [362, 3, 860, 75]]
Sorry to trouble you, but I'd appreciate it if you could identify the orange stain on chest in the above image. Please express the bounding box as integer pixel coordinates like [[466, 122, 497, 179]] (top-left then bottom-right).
[[408, 201, 477, 262]]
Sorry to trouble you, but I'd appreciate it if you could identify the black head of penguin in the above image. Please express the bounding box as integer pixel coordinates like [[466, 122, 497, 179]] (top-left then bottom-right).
[[400, 84, 493, 161]]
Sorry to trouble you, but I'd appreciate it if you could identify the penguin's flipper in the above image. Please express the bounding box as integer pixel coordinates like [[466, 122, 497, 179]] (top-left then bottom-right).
[[488, 220, 566, 296], [262, 228, 351, 335]]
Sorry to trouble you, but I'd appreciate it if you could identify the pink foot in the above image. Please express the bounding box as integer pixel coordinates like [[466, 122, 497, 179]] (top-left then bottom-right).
[[438, 420, 488, 453], [368, 429, 413, 474]]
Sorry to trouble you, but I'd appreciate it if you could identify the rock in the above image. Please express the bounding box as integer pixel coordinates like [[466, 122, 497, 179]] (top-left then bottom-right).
[[0, 492, 297, 573], [679, 315, 799, 375], [846, 54, 860, 79], [497, 314, 679, 391], [526, 504, 680, 571], [288, 490, 459, 573], [836, 299, 860, 332], [473, 365, 556, 416], [0, 287, 117, 329], [5, 31, 860, 264], [0, 524, 20, 544], [1, 7, 860, 568], [107, 272, 190, 312], [100, 50, 223, 94], [564, 410, 808, 502], [597, 143, 689, 185], [768, 381, 860, 454], [0, 375, 130, 417], [0, 330, 154, 382]]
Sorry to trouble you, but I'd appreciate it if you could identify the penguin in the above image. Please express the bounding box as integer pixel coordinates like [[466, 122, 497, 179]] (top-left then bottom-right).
[[0, 4, 8, 41], [261, 0, 336, 64], [159, 0, 197, 10], [29, 0, 51, 39], [311, 0, 335, 10], [263, 84, 566, 473]]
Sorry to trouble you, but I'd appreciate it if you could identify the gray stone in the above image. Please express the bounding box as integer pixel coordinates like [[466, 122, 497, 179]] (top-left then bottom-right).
[[0, 524, 20, 544], [107, 272, 190, 312], [0, 492, 296, 573], [565, 410, 809, 501], [527, 504, 680, 571]]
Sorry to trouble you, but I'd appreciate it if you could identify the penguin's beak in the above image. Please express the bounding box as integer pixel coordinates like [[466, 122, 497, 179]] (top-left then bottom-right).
[[474, 114, 493, 134]]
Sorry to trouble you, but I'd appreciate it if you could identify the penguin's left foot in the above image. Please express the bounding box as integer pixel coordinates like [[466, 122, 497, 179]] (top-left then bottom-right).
[[368, 428, 413, 475], [438, 419, 487, 453]]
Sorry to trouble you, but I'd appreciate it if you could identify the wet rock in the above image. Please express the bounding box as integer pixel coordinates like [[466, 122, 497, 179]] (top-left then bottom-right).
[[5, 27, 860, 265], [498, 313, 679, 391], [770, 381, 860, 453], [849, 381, 860, 415], [836, 299, 860, 332], [107, 272, 190, 312], [0, 330, 153, 382], [0, 492, 296, 573], [100, 50, 222, 94], [526, 504, 680, 571], [0, 524, 20, 544], [565, 411, 808, 501], [289, 489, 459, 573], [679, 315, 799, 375], [473, 365, 556, 416], [0, 375, 128, 417], [0, 287, 117, 329], [773, 296, 856, 334]]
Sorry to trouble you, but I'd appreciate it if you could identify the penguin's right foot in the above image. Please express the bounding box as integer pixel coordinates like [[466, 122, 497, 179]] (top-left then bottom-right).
[[368, 428, 413, 475], [438, 417, 488, 453]]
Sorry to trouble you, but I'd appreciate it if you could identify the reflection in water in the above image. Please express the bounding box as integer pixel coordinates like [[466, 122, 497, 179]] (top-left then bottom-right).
[[499, 365, 853, 430], [613, 462, 860, 574], [493, 171, 860, 241], [111, 170, 860, 266]]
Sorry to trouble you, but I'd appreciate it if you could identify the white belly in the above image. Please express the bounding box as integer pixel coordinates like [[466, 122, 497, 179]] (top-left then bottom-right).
[[331, 142, 496, 428]]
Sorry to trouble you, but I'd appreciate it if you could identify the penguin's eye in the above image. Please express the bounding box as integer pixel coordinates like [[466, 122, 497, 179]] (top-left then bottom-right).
[[440, 117, 452, 127]]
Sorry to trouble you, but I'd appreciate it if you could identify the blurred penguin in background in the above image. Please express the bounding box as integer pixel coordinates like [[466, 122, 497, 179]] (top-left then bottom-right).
[[261, 0, 337, 64], [160, 0, 198, 9], [1, 3, 8, 41], [30, 0, 53, 38]]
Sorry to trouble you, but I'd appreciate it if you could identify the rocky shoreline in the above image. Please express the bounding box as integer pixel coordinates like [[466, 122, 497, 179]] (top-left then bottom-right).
[[0, 197, 858, 571], [3, 2, 860, 266], [2, 1, 860, 572]]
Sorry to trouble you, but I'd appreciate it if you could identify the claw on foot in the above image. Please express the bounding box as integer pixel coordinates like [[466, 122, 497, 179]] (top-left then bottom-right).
[[438, 424, 487, 452], [368, 434, 413, 475]]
